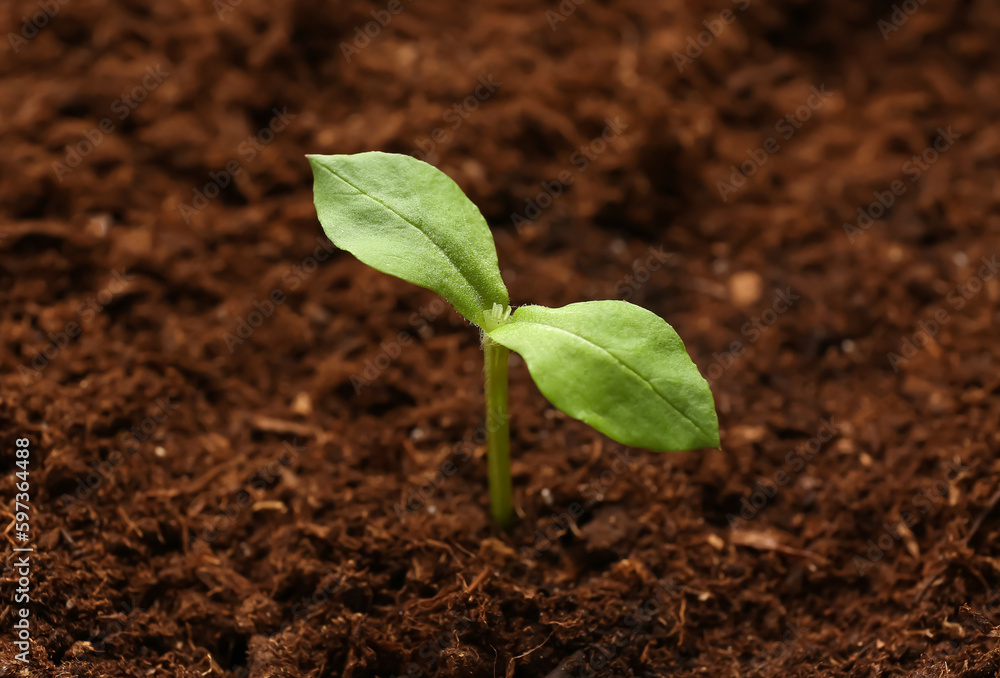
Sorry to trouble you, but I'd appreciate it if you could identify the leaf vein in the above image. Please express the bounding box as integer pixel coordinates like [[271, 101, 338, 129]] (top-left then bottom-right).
[[315, 163, 487, 314], [510, 320, 715, 442]]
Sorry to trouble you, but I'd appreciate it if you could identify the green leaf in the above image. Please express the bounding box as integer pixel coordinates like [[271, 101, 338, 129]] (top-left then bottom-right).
[[307, 152, 509, 327], [487, 301, 719, 451]]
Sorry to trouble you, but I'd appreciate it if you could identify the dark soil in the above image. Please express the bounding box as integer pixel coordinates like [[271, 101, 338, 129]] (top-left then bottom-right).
[[2, 0, 1000, 676]]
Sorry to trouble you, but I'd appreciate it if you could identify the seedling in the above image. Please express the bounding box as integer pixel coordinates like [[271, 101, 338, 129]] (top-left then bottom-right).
[[308, 152, 719, 528]]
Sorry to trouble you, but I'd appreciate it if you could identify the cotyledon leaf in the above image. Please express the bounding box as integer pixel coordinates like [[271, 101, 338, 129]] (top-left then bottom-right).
[[307, 152, 509, 327], [487, 300, 719, 452]]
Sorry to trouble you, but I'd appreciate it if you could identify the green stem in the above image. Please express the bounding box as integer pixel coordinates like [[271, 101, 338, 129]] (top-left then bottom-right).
[[483, 335, 513, 529]]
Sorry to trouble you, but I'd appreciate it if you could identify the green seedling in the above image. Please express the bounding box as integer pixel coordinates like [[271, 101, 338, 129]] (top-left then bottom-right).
[[307, 151, 719, 528]]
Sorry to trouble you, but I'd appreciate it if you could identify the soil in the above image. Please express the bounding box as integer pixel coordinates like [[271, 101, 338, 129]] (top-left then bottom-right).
[[1, 0, 1000, 676]]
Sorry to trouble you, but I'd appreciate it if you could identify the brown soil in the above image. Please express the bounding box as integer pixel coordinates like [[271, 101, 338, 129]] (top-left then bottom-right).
[[2, 0, 1000, 676]]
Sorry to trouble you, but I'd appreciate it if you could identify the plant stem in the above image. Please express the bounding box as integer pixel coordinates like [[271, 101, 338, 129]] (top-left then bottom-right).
[[483, 335, 513, 529]]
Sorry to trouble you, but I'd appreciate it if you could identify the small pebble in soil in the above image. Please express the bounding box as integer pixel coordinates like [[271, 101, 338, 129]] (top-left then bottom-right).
[[86, 213, 112, 238], [730, 424, 767, 444], [953, 251, 969, 267], [841, 339, 855, 353], [541, 488, 553, 506], [410, 427, 426, 440], [610, 238, 627, 255], [729, 271, 763, 307], [154, 446, 166, 457], [291, 392, 312, 416]]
